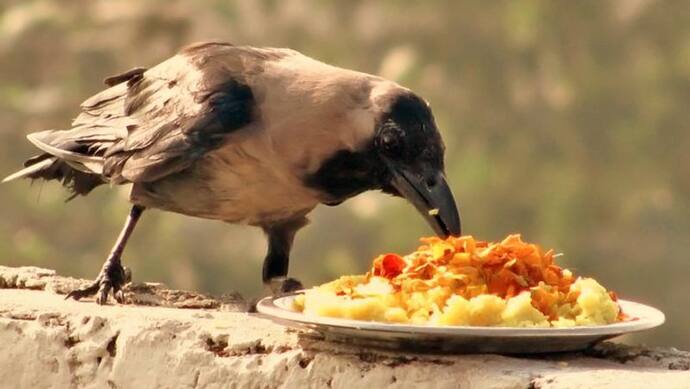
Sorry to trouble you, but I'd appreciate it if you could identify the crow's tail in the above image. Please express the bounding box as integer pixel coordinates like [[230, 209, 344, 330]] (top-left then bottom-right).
[[3, 132, 106, 199]]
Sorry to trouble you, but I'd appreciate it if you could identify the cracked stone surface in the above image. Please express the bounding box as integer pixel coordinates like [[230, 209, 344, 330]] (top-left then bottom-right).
[[0, 266, 688, 389]]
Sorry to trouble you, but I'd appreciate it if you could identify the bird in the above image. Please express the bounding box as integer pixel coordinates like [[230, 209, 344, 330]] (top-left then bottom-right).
[[3, 41, 461, 305]]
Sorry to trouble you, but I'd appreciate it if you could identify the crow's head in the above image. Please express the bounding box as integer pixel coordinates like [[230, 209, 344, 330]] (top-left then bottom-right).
[[307, 89, 461, 238]]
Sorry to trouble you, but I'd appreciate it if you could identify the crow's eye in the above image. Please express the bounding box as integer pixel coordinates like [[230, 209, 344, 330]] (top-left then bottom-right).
[[380, 132, 401, 155], [377, 121, 404, 156]]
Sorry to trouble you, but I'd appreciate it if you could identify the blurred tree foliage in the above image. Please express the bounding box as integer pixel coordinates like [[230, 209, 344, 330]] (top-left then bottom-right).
[[0, 0, 688, 348]]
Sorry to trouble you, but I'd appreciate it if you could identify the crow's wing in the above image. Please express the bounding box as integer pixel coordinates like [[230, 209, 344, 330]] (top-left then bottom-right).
[[27, 43, 263, 184]]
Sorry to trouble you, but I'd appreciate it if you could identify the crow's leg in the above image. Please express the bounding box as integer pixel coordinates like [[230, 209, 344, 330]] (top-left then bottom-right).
[[262, 217, 309, 295], [66, 205, 145, 304]]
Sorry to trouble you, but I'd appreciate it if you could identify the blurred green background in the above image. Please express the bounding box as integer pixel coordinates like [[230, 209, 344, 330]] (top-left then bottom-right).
[[0, 0, 688, 348]]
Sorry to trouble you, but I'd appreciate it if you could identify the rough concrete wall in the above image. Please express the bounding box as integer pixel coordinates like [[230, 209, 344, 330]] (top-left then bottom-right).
[[0, 266, 688, 389]]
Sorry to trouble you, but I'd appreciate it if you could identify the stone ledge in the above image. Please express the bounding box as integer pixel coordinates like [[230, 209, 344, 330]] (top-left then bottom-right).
[[0, 265, 688, 389]]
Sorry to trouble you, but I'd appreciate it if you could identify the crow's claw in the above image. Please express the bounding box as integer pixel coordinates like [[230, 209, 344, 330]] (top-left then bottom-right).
[[65, 282, 100, 301], [268, 277, 304, 296], [247, 277, 305, 313], [65, 262, 131, 305]]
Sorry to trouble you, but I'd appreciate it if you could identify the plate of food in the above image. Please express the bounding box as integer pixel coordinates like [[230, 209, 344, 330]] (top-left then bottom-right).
[[257, 234, 664, 353]]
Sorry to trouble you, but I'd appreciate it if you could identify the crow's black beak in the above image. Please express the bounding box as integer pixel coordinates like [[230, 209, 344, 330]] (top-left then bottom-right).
[[386, 161, 461, 238]]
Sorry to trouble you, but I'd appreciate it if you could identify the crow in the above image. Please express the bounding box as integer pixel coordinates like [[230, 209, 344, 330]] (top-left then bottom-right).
[[3, 42, 461, 304]]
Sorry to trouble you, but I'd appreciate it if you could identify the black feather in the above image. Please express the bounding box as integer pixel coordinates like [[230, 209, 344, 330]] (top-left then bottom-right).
[[305, 148, 387, 201], [22, 155, 105, 199]]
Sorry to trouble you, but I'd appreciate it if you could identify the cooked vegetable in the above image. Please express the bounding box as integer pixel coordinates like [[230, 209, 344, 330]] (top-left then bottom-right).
[[294, 234, 624, 327]]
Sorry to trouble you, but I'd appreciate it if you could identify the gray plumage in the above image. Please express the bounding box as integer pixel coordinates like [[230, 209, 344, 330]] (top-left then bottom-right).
[[4, 41, 461, 303], [5, 42, 403, 224]]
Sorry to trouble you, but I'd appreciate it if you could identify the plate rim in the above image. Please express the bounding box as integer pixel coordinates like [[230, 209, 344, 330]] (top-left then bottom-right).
[[256, 294, 665, 338]]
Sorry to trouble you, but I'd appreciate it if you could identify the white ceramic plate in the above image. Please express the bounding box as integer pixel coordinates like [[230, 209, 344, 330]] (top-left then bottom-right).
[[256, 294, 665, 354]]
